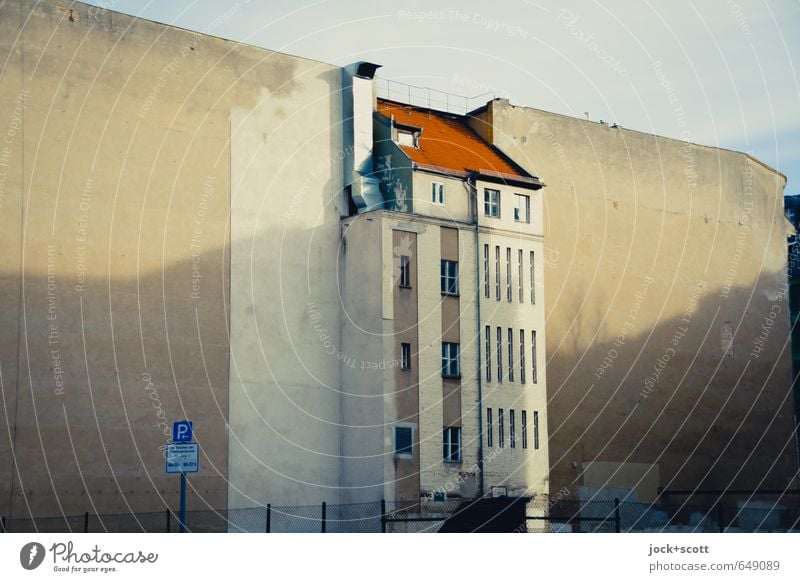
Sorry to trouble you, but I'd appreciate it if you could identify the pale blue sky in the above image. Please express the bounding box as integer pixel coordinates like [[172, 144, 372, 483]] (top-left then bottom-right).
[[84, 0, 800, 195]]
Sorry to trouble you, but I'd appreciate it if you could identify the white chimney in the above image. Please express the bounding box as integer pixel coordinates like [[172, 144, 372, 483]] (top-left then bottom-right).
[[343, 62, 383, 212]]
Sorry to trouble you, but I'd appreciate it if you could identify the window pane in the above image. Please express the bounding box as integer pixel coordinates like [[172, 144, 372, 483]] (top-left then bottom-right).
[[520, 329, 526, 384], [506, 247, 512, 301], [508, 327, 514, 382], [495, 246, 500, 300], [534, 411, 539, 450], [496, 327, 503, 382], [395, 427, 412, 455], [487, 408, 493, 447], [530, 251, 535, 304], [531, 330, 538, 384], [522, 411, 528, 449], [485, 326, 491, 382], [518, 249, 524, 302], [499, 409, 505, 448], [483, 244, 489, 298], [510, 409, 516, 448]]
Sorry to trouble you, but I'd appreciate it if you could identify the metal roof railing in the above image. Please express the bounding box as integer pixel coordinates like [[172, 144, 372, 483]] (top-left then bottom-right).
[[376, 77, 494, 116]]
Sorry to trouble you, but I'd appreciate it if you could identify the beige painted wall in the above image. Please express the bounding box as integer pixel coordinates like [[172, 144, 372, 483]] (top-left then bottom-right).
[[0, 0, 238, 518], [487, 98, 797, 497]]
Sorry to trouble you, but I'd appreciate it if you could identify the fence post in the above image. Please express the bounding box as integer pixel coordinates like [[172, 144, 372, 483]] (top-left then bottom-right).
[[265, 504, 271, 533], [1, 516, 5, 533], [717, 503, 724, 533], [166, 509, 171, 533], [321, 501, 327, 533], [83, 511, 89, 533], [614, 498, 621, 533], [380, 499, 386, 533]]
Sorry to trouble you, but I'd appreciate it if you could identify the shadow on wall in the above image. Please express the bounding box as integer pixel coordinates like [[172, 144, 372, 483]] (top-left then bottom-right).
[[545, 271, 798, 497]]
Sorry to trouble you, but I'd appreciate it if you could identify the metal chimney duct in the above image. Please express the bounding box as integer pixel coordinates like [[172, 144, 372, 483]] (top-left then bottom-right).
[[343, 61, 383, 212]]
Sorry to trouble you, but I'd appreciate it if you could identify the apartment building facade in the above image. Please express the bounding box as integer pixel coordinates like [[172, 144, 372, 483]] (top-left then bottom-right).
[[339, 97, 550, 505]]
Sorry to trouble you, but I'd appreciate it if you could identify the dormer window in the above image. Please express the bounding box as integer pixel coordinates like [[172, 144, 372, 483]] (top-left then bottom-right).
[[396, 129, 420, 148]]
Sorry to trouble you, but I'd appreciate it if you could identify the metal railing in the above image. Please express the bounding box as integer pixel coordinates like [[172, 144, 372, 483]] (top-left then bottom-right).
[[376, 77, 494, 115]]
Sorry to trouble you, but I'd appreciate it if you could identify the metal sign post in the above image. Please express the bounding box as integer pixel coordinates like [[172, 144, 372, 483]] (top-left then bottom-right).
[[167, 421, 198, 533]]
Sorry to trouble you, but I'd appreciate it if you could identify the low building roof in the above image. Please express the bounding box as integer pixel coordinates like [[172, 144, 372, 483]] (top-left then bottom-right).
[[376, 99, 536, 183]]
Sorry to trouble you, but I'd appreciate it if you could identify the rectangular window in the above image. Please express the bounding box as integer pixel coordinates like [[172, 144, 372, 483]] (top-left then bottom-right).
[[485, 326, 491, 383], [443, 427, 462, 462], [514, 193, 530, 223], [530, 251, 536, 304], [506, 247, 512, 302], [484, 188, 500, 217], [518, 249, 524, 302], [395, 426, 413, 457], [507, 327, 514, 382], [531, 330, 538, 384], [522, 411, 528, 449], [483, 244, 489, 298], [440, 260, 459, 295], [533, 411, 540, 450], [441, 342, 460, 377], [431, 181, 445, 205], [495, 246, 500, 300], [487, 408, 493, 447], [498, 409, 505, 448], [519, 329, 526, 384], [510, 409, 516, 448], [496, 327, 503, 383], [400, 255, 411, 288], [401, 342, 411, 370]]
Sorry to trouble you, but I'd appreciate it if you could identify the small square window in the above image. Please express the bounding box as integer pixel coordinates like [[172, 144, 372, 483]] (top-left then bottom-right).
[[395, 426, 413, 457], [514, 193, 530, 223], [440, 260, 459, 295], [443, 426, 462, 462], [401, 342, 411, 370], [484, 188, 500, 218], [431, 182, 445, 205]]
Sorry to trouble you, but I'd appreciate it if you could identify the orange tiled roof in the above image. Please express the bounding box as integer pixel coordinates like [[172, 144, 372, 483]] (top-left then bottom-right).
[[376, 99, 525, 178]]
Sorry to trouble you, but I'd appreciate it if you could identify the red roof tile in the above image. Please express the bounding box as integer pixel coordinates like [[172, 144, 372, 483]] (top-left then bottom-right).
[[376, 99, 525, 177]]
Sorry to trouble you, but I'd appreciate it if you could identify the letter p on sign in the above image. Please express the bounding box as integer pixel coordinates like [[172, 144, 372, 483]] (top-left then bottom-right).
[[173, 421, 193, 443]]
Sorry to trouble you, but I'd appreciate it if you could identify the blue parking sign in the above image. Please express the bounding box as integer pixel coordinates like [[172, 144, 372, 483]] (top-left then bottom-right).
[[172, 421, 193, 443]]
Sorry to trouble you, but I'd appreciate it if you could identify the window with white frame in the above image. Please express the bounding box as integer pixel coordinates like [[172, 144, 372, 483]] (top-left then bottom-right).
[[495, 246, 501, 300], [401, 342, 411, 370], [498, 409, 505, 448], [397, 129, 418, 148], [496, 327, 503, 382], [510, 409, 516, 448], [514, 193, 530, 223], [507, 327, 514, 382], [530, 251, 536, 304], [506, 247, 512, 302], [519, 329, 526, 384], [522, 410, 528, 449], [531, 330, 538, 384], [441, 342, 460, 377], [394, 425, 413, 457], [485, 326, 491, 382], [533, 411, 540, 450], [487, 408, 493, 447], [518, 249, 524, 302], [443, 426, 462, 462], [440, 260, 459, 295], [431, 181, 445, 205], [399, 255, 411, 288], [484, 188, 500, 217], [483, 244, 490, 298]]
